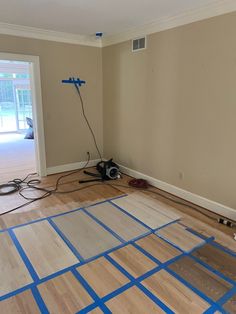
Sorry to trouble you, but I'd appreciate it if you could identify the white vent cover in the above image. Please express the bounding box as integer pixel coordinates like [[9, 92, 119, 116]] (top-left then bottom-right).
[[132, 37, 146, 52]]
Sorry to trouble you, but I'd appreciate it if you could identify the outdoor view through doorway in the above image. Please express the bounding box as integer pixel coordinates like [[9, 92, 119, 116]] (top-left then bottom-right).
[[0, 60, 36, 183]]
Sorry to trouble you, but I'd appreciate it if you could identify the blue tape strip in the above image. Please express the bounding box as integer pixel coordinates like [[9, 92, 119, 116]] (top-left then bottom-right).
[[0, 283, 34, 302], [82, 208, 125, 243], [153, 219, 181, 232], [8, 229, 39, 282], [155, 229, 211, 253], [104, 255, 174, 312], [217, 285, 236, 307], [137, 283, 174, 314], [0, 194, 127, 233], [211, 241, 236, 257], [190, 255, 236, 286], [109, 200, 152, 230], [0, 216, 48, 234], [166, 268, 215, 306], [203, 304, 226, 314], [2, 195, 236, 314], [85, 194, 128, 209], [72, 269, 111, 314], [31, 286, 50, 314], [47, 218, 84, 262], [62, 78, 86, 86]]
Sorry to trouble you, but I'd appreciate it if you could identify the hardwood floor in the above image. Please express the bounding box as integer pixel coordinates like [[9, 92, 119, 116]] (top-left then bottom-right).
[[0, 168, 235, 313]]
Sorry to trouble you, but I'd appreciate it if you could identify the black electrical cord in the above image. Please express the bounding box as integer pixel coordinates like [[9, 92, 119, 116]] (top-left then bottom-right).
[[0, 154, 91, 216], [74, 82, 102, 161], [0, 80, 103, 216]]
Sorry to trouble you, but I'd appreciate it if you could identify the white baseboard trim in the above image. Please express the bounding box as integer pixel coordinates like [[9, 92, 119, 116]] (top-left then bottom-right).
[[46, 159, 100, 175], [119, 164, 236, 221]]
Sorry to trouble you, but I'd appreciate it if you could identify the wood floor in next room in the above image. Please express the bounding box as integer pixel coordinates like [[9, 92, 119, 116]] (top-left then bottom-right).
[[0, 169, 235, 313]]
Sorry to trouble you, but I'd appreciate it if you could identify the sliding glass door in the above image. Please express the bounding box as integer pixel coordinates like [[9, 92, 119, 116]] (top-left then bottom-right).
[[0, 61, 32, 133]]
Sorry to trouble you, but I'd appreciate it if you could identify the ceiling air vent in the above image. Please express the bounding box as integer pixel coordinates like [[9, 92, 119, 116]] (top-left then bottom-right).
[[132, 37, 146, 52]]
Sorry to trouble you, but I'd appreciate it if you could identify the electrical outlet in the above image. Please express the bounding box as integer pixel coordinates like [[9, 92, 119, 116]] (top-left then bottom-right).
[[178, 171, 184, 180]]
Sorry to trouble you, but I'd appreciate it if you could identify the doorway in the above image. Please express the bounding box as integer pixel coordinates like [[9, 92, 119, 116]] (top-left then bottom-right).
[[0, 53, 46, 182]]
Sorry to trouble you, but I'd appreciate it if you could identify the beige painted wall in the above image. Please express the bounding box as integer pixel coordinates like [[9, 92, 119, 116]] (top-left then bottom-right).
[[103, 12, 236, 209], [0, 34, 103, 168]]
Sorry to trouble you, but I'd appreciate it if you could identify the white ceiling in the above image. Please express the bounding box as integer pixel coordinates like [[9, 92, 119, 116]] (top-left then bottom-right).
[[0, 0, 226, 37]]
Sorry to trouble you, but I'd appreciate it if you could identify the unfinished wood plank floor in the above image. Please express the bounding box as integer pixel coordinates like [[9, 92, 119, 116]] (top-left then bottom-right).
[[169, 256, 233, 301], [0, 170, 235, 313], [129, 192, 181, 220], [109, 245, 157, 278], [157, 223, 205, 252], [87, 202, 149, 241], [0, 232, 33, 296], [78, 257, 129, 297], [142, 269, 210, 313], [38, 272, 93, 314], [112, 195, 176, 229], [0, 181, 123, 230], [14, 220, 78, 278], [105, 286, 165, 314], [136, 234, 182, 263], [0, 290, 40, 314], [52, 210, 121, 260]]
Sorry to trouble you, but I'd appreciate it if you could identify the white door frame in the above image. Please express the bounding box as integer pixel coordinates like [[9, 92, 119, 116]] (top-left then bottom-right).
[[0, 52, 47, 176]]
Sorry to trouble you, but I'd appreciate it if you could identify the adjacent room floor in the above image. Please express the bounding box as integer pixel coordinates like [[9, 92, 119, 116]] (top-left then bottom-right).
[[0, 170, 235, 313], [0, 133, 36, 184]]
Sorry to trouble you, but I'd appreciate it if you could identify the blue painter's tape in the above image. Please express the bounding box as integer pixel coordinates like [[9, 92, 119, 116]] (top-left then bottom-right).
[[217, 285, 236, 307], [132, 242, 162, 265], [154, 232, 185, 253], [155, 229, 212, 254], [211, 241, 236, 257], [81, 230, 155, 264], [105, 255, 134, 280], [82, 208, 125, 243], [104, 255, 174, 313], [190, 255, 236, 286], [166, 268, 215, 306], [137, 282, 174, 314], [153, 219, 181, 232], [72, 269, 111, 314], [0, 216, 48, 234], [47, 218, 84, 262], [31, 286, 50, 314], [109, 200, 152, 230], [0, 194, 127, 234], [203, 304, 226, 314], [2, 195, 235, 314], [85, 194, 128, 209], [62, 78, 86, 86], [72, 268, 100, 301], [0, 283, 34, 302], [8, 229, 39, 282], [185, 227, 216, 245]]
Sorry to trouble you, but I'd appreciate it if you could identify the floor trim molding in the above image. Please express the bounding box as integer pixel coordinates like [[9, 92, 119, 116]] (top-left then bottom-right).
[[46, 159, 100, 175], [119, 164, 236, 221]]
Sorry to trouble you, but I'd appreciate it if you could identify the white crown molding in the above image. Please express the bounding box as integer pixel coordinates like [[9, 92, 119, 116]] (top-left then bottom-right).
[[119, 164, 236, 222], [0, 1, 235, 48], [102, 0, 236, 47], [0, 22, 102, 47]]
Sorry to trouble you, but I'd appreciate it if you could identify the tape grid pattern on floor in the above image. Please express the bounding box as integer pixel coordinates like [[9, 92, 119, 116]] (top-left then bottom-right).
[[0, 194, 235, 314]]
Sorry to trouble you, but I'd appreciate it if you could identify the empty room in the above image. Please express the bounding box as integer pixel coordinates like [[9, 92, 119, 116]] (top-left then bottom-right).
[[0, 0, 235, 313]]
